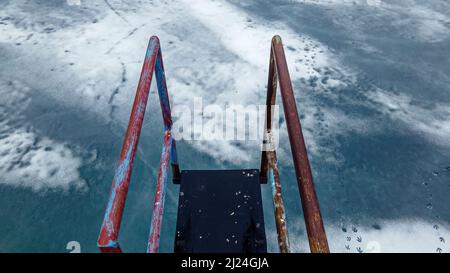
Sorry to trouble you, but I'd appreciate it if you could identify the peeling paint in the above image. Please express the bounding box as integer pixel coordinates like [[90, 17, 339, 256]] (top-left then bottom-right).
[[260, 36, 327, 253], [147, 131, 172, 253], [98, 36, 179, 253]]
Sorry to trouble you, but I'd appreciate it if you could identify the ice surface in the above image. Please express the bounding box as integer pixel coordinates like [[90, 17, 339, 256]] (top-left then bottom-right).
[[0, 0, 449, 252]]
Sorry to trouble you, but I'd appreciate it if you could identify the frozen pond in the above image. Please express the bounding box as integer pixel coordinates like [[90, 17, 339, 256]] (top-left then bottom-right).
[[0, 0, 449, 252]]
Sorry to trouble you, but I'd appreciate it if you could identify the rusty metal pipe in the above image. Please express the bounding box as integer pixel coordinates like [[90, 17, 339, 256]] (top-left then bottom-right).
[[267, 152, 290, 253], [260, 46, 290, 253], [271, 35, 329, 253]]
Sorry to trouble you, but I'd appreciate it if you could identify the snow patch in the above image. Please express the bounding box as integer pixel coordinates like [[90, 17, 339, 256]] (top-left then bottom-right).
[[0, 80, 86, 191], [268, 218, 450, 253]]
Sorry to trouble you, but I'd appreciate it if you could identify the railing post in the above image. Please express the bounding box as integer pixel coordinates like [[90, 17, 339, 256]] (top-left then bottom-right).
[[147, 130, 173, 253], [154, 41, 181, 182], [260, 46, 291, 253]]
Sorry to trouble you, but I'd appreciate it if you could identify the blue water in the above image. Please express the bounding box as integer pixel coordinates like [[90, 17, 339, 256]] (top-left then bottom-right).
[[0, 0, 449, 252]]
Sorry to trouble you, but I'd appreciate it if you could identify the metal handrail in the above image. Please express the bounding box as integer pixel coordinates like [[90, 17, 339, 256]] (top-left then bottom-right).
[[260, 35, 329, 253], [98, 35, 328, 253], [97, 36, 180, 253]]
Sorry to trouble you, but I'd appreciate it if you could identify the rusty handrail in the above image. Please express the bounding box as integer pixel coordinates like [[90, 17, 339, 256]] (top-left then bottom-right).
[[260, 35, 329, 253], [97, 36, 180, 253]]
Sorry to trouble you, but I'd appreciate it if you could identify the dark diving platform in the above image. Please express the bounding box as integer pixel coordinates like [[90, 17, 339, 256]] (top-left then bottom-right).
[[174, 169, 267, 253]]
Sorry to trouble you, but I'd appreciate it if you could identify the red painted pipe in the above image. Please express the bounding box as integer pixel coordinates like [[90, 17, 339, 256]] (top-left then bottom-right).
[[147, 130, 172, 253], [97, 37, 159, 252]]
